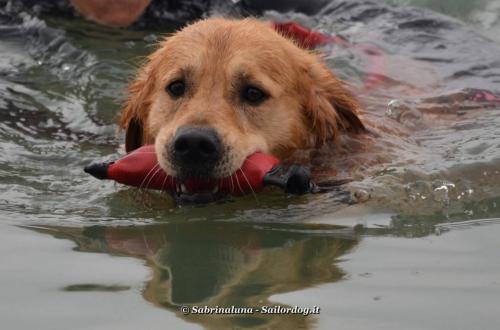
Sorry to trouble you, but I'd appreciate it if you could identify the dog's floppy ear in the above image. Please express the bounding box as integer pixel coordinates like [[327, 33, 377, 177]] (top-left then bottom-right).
[[119, 71, 156, 153], [124, 117, 143, 153], [304, 62, 365, 146]]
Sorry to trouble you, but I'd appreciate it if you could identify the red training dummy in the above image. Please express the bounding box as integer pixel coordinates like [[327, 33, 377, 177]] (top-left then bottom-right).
[[84, 145, 316, 202]]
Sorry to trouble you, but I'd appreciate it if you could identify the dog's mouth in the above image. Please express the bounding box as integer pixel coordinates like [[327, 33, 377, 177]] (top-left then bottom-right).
[[170, 159, 244, 204], [171, 179, 227, 204], [165, 151, 281, 204]]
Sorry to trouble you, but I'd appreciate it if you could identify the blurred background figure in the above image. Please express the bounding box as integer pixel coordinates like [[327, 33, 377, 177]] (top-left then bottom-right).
[[70, 0, 152, 27], [69, 0, 328, 27]]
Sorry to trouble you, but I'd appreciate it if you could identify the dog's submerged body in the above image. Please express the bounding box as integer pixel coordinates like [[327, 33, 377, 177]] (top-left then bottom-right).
[[120, 18, 365, 191]]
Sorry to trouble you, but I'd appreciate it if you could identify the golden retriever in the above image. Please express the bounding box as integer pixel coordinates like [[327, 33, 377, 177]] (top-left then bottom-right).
[[120, 18, 365, 188]]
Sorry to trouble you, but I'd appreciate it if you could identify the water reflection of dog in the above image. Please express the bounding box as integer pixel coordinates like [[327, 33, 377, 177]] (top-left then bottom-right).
[[41, 222, 358, 329]]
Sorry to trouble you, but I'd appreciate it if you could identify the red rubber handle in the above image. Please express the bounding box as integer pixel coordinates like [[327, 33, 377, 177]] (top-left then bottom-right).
[[88, 145, 281, 195]]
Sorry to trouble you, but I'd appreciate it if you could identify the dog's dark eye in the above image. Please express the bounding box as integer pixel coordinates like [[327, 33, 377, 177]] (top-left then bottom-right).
[[242, 86, 268, 105], [166, 80, 185, 98]]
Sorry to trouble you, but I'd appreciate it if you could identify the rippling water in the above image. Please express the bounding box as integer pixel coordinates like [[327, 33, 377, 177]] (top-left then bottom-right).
[[1, 1, 500, 329], [2, 1, 500, 225]]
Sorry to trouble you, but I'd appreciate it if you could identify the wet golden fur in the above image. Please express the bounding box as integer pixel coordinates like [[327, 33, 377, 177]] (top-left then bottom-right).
[[120, 18, 364, 178]]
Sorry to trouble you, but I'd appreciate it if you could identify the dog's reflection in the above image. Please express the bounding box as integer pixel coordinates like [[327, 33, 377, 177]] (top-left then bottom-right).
[[41, 222, 358, 329]]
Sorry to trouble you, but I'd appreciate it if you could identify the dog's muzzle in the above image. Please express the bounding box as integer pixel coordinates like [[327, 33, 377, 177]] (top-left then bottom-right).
[[171, 126, 222, 180]]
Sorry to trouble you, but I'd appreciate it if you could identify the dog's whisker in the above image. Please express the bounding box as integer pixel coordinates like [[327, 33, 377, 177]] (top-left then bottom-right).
[[136, 164, 162, 207], [234, 171, 245, 196], [239, 168, 259, 203], [139, 164, 159, 191], [113, 150, 161, 203], [146, 166, 162, 189], [160, 171, 168, 193], [139, 163, 160, 191]]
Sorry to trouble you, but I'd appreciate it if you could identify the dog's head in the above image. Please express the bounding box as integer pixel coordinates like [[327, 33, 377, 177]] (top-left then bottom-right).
[[120, 18, 364, 182]]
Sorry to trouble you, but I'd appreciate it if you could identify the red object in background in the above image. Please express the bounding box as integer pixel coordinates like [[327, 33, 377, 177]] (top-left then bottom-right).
[[84, 145, 281, 195], [272, 22, 336, 49], [272, 21, 387, 91]]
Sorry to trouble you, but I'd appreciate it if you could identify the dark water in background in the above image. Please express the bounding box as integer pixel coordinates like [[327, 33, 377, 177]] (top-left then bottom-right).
[[1, 1, 500, 329]]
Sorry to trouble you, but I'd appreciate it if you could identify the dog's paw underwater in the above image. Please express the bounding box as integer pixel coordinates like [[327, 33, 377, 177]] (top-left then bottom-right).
[[84, 145, 331, 204]]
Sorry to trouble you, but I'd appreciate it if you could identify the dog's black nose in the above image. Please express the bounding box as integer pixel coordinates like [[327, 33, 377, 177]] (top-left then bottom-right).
[[172, 126, 222, 177]]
